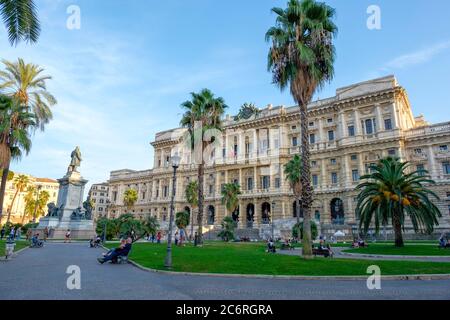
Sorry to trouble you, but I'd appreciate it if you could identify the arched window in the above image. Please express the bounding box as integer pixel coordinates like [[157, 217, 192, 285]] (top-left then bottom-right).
[[261, 202, 271, 224], [207, 206, 215, 225], [331, 198, 344, 225]]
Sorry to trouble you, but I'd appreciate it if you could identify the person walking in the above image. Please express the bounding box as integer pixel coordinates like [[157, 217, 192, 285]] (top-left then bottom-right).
[[0, 226, 5, 240], [156, 231, 162, 244], [9, 226, 15, 239], [15, 227, 21, 240], [43, 227, 49, 241], [179, 228, 185, 246], [26, 228, 32, 241], [174, 231, 179, 246], [64, 229, 71, 243]]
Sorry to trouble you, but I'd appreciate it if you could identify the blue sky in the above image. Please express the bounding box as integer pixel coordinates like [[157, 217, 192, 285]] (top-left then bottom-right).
[[1, 0, 450, 189]]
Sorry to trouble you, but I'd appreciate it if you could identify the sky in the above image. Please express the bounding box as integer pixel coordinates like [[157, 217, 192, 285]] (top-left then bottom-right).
[[1, 0, 450, 191]]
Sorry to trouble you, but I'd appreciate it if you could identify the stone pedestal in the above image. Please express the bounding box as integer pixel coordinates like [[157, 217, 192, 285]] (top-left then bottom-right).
[[37, 171, 95, 240]]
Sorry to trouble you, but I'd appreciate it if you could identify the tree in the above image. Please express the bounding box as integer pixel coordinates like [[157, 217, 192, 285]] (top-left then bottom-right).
[[123, 188, 138, 210], [96, 217, 119, 241], [356, 157, 441, 248], [185, 180, 198, 241], [113, 213, 160, 243], [221, 182, 241, 220], [218, 216, 237, 242], [22, 186, 49, 223], [0, 0, 41, 46], [0, 95, 35, 222], [6, 174, 29, 223], [284, 154, 303, 241], [292, 220, 318, 240], [266, 0, 337, 258], [180, 89, 227, 245], [175, 210, 190, 239], [0, 59, 56, 222]]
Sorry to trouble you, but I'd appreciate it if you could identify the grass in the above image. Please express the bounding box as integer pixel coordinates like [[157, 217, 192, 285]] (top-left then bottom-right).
[[106, 242, 450, 276], [344, 245, 450, 256], [0, 240, 29, 257]]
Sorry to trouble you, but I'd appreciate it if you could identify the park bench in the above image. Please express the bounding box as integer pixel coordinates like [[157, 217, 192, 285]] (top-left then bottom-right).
[[114, 248, 132, 264], [313, 247, 331, 258]]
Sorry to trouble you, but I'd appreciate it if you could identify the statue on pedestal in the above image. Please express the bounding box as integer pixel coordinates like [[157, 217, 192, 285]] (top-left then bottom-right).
[[67, 146, 82, 174]]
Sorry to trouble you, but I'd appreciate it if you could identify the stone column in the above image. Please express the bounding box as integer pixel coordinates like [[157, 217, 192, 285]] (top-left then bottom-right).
[[375, 104, 383, 133], [321, 159, 327, 188], [253, 129, 258, 159], [359, 153, 366, 176], [338, 111, 346, 139], [428, 145, 437, 179], [318, 118, 324, 143], [254, 166, 258, 191], [342, 154, 350, 188], [239, 169, 243, 186], [392, 102, 399, 129], [354, 109, 362, 135]]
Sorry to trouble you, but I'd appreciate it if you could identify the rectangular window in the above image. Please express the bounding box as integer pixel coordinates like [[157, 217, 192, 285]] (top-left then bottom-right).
[[388, 149, 396, 156], [352, 170, 359, 182], [348, 125, 355, 137], [414, 148, 423, 154], [142, 192, 146, 199], [209, 185, 213, 195], [222, 148, 226, 158], [443, 162, 450, 175], [327, 118, 333, 123], [331, 172, 338, 185], [247, 177, 253, 190], [416, 164, 425, 176], [330, 159, 337, 165], [384, 118, 392, 130], [275, 178, 281, 188], [309, 122, 314, 127], [292, 137, 298, 147], [440, 145, 448, 152], [328, 131, 334, 141], [312, 175, 318, 187], [310, 134, 315, 144], [351, 154, 358, 161], [261, 176, 270, 189], [113, 191, 117, 202], [365, 119, 373, 135]]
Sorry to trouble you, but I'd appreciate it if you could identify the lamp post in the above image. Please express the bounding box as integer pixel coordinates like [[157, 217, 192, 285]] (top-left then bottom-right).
[[271, 201, 275, 241], [164, 154, 181, 269], [32, 185, 42, 223]]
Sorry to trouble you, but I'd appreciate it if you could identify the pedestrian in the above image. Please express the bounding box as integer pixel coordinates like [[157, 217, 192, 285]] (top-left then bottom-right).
[[26, 228, 32, 241], [0, 226, 5, 240], [151, 233, 155, 243], [65, 229, 71, 243], [194, 232, 199, 246], [43, 227, 49, 241], [9, 226, 15, 239], [174, 231, 179, 246], [15, 227, 21, 240], [179, 228, 185, 246], [156, 231, 162, 244]]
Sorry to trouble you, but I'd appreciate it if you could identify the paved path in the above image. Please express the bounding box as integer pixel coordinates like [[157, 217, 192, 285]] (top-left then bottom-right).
[[1, 243, 450, 300], [278, 247, 450, 262]]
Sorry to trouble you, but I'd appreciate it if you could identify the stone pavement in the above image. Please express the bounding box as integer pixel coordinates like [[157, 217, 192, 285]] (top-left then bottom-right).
[[0, 243, 450, 300]]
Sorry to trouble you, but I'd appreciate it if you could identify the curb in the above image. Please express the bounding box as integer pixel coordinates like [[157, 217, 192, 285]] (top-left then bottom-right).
[[101, 246, 450, 281], [340, 251, 450, 260], [0, 246, 29, 261]]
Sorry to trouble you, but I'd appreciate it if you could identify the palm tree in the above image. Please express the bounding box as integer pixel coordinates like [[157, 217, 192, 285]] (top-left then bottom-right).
[[185, 180, 198, 241], [23, 186, 49, 223], [6, 174, 29, 223], [356, 157, 442, 247], [0, 0, 41, 45], [123, 189, 138, 211], [180, 89, 227, 245], [0, 95, 35, 223], [221, 182, 241, 221], [284, 154, 302, 240], [175, 211, 190, 233], [266, 0, 337, 258]]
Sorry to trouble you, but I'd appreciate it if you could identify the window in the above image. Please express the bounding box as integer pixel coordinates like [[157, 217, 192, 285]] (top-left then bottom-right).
[[440, 145, 448, 152], [330, 159, 337, 165], [327, 118, 333, 123], [388, 149, 396, 156], [365, 119, 374, 134], [163, 186, 168, 198], [348, 125, 355, 137], [328, 131, 334, 141], [312, 175, 319, 187], [99, 207, 103, 212], [351, 154, 358, 161], [384, 118, 392, 130], [315, 210, 321, 221], [275, 178, 281, 188], [261, 176, 270, 189], [309, 122, 314, 127], [247, 177, 254, 190], [99, 199, 104, 204], [142, 191, 146, 199], [113, 191, 117, 202], [310, 134, 316, 144], [414, 148, 423, 154], [311, 160, 317, 167], [331, 172, 338, 185], [209, 185, 213, 195], [352, 170, 359, 182], [443, 162, 450, 175], [292, 137, 298, 147], [416, 164, 425, 176], [292, 125, 297, 130]]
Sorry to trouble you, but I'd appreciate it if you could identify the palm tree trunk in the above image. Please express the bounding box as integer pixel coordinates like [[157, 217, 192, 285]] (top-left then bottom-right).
[[197, 163, 204, 245], [6, 189, 19, 223], [392, 211, 404, 248], [0, 163, 10, 224], [296, 197, 301, 240], [190, 207, 195, 243], [299, 104, 313, 259]]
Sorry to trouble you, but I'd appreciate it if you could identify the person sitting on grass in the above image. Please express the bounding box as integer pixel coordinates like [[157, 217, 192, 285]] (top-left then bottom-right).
[[267, 238, 276, 253], [97, 238, 132, 264]]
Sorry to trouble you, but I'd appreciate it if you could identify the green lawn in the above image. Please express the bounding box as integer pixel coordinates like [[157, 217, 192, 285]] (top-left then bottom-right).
[[344, 245, 450, 256], [0, 240, 29, 257], [106, 242, 450, 276]]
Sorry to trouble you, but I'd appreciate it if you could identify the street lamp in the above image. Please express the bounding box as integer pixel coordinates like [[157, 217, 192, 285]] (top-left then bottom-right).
[[271, 201, 276, 241], [164, 154, 181, 269], [33, 185, 42, 223]]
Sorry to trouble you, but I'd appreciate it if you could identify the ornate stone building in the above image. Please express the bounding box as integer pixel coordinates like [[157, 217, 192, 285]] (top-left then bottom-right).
[[88, 183, 110, 221], [107, 76, 450, 239]]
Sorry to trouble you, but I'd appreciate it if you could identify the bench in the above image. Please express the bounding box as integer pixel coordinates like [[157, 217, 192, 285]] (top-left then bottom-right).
[[280, 243, 294, 250], [313, 248, 331, 258]]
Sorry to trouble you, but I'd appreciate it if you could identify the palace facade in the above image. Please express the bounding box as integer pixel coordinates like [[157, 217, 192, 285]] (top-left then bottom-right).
[[106, 76, 450, 239]]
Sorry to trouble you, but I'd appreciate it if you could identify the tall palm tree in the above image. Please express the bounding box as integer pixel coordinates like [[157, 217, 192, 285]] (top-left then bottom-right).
[[180, 89, 227, 244], [284, 154, 302, 240], [6, 173, 29, 223], [123, 189, 138, 211], [0, 95, 35, 222], [266, 0, 337, 258], [0, 0, 40, 46], [356, 157, 441, 247], [221, 182, 241, 220], [23, 186, 49, 223], [185, 180, 198, 241]]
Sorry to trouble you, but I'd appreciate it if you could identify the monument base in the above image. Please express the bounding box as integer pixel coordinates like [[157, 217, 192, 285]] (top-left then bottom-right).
[[37, 219, 95, 240]]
